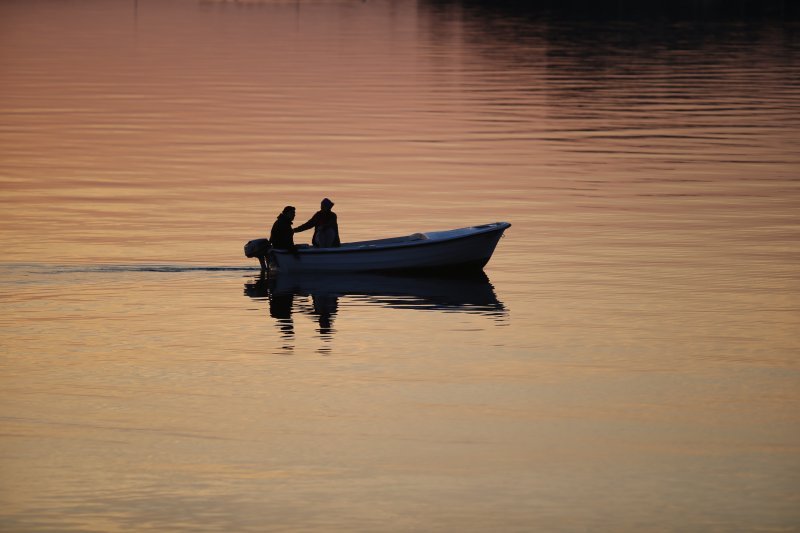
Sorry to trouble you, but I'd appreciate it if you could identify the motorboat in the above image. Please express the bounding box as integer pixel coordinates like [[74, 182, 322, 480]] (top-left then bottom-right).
[[244, 222, 510, 273]]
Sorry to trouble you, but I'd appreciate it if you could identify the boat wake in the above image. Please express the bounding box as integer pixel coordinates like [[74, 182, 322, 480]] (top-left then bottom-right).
[[87, 265, 255, 273], [1, 263, 257, 275]]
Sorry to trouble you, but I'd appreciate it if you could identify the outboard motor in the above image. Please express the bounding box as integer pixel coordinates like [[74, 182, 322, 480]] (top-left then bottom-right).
[[244, 238, 271, 258], [244, 238, 272, 270]]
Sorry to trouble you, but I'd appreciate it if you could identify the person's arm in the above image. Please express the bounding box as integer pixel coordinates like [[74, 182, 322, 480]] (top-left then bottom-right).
[[294, 212, 319, 233]]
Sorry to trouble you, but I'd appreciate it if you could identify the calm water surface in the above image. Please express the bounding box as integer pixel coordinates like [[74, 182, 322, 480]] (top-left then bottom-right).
[[1, 0, 799, 530]]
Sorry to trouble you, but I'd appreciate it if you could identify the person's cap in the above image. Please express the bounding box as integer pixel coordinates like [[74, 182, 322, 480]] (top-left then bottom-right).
[[321, 198, 334, 208]]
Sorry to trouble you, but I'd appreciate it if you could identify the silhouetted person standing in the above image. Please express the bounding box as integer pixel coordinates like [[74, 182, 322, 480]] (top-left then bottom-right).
[[294, 198, 340, 248]]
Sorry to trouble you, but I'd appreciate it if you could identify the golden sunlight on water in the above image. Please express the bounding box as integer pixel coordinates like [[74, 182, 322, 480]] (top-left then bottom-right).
[[1, 0, 799, 530]]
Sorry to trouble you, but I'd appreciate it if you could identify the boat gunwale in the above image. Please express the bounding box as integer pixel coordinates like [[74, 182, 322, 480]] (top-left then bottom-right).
[[270, 222, 510, 255]]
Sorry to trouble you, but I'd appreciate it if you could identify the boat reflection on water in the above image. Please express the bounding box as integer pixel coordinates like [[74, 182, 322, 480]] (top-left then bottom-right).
[[244, 271, 507, 353]]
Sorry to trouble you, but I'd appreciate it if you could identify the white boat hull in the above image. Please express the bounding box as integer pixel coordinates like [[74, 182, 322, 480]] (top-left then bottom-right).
[[267, 222, 510, 273]]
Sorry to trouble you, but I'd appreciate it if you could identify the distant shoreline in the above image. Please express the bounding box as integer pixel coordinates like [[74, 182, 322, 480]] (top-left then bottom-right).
[[423, 0, 798, 19]]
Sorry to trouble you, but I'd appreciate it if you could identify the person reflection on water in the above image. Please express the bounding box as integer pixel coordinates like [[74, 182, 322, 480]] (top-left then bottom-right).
[[294, 198, 340, 248], [311, 291, 338, 338], [269, 286, 296, 351], [243, 273, 296, 352]]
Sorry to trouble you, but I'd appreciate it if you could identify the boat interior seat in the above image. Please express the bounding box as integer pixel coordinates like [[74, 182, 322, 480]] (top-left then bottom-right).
[[343, 232, 430, 248]]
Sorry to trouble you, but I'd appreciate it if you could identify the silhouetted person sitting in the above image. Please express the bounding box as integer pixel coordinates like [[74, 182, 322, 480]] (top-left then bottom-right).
[[294, 198, 340, 248], [270, 205, 299, 255]]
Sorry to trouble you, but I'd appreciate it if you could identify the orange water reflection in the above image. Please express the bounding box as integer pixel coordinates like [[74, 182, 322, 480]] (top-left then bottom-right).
[[244, 270, 506, 352], [1, 0, 799, 530]]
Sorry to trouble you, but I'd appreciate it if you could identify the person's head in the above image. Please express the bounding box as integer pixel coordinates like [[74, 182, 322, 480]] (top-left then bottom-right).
[[281, 205, 296, 221], [321, 198, 334, 211]]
